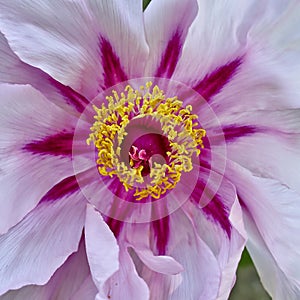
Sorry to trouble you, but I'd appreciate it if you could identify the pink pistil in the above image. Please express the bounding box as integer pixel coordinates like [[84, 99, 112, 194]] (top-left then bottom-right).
[[129, 146, 149, 169]]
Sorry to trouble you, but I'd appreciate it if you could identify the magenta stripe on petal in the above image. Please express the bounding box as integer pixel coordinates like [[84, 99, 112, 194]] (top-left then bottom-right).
[[24, 131, 74, 156], [193, 58, 243, 101], [202, 195, 231, 237], [39, 175, 80, 203], [155, 30, 182, 78], [191, 180, 231, 237], [99, 36, 128, 89], [223, 125, 257, 142], [49, 78, 90, 113], [13, 58, 90, 113], [105, 216, 124, 239], [151, 215, 170, 255]]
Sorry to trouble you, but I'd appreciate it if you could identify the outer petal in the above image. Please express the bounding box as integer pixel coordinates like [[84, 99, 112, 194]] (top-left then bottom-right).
[[84, 204, 119, 298], [227, 161, 300, 299], [0, 84, 88, 233], [102, 246, 150, 300], [185, 159, 247, 300], [144, 0, 198, 77], [168, 210, 221, 300], [173, 0, 300, 109], [0, 0, 149, 97], [85, 204, 150, 299], [0, 192, 86, 295], [0, 238, 95, 300], [222, 113, 300, 195]]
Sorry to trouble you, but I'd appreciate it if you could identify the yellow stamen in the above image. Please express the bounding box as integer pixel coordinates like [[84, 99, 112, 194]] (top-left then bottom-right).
[[87, 82, 206, 200]]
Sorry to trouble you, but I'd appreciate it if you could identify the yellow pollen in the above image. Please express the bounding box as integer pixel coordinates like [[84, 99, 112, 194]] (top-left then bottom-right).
[[87, 82, 206, 200]]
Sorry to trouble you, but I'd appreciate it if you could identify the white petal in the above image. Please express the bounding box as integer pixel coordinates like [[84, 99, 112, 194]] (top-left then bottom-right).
[[225, 129, 300, 194], [1, 238, 94, 299], [0, 0, 100, 99], [135, 248, 183, 276], [84, 204, 119, 297], [173, 0, 300, 109], [102, 246, 150, 300], [0, 84, 89, 234], [0, 0, 149, 97], [243, 212, 299, 300], [227, 161, 300, 299], [0, 192, 86, 295]]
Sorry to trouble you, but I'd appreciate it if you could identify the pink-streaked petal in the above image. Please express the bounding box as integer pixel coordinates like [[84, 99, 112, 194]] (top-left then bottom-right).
[[84, 204, 119, 297], [99, 36, 128, 90], [86, 0, 149, 81], [208, 2, 300, 113], [210, 49, 300, 116], [222, 125, 257, 143], [190, 153, 233, 236], [172, 0, 256, 85], [0, 32, 90, 114], [151, 215, 170, 255], [124, 223, 183, 275], [187, 164, 246, 299], [227, 161, 300, 298], [102, 246, 150, 300], [183, 148, 247, 299], [208, 110, 300, 194], [24, 131, 74, 157], [1, 238, 94, 300], [0, 0, 148, 97], [144, 0, 198, 77], [0, 84, 89, 233], [192, 57, 243, 102], [39, 168, 96, 204], [140, 209, 221, 300], [173, 1, 300, 112], [0, 192, 86, 296], [188, 198, 246, 300]]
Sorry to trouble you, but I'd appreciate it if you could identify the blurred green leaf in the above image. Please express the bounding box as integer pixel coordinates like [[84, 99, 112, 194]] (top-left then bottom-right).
[[143, 0, 151, 11], [239, 248, 252, 268]]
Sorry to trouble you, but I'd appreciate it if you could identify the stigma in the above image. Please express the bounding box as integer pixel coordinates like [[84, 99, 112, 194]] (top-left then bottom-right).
[[87, 82, 206, 201]]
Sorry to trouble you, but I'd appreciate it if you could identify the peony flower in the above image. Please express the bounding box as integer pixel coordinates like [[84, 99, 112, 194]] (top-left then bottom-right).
[[0, 0, 300, 299]]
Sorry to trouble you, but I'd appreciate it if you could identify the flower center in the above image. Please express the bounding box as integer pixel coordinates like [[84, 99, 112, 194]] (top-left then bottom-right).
[[87, 82, 206, 201]]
